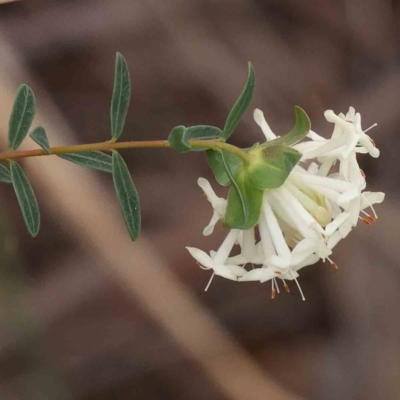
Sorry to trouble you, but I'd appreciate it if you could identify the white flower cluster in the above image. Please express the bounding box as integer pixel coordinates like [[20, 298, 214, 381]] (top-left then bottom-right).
[[186, 107, 385, 299]]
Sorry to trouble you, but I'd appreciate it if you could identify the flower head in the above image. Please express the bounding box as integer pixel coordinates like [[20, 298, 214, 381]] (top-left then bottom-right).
[[187, 107, 384, 299]]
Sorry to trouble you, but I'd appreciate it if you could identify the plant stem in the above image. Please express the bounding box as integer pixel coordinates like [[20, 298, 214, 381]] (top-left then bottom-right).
[[189, 140, 251, 163], [0, 139, 251, 163]]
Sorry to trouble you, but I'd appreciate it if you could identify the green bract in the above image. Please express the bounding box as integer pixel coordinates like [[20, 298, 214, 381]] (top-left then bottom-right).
[[206, 150, 242, 186], [263, 106, 310, 148], [29, 126, 50, 154], [223, 165, 263, 230], [8, 85, 36, 150], [168, 125, 222, 152], [220, 106, 310, 229], [110, 53, 131, 141], [246, 144, 302, 190], [222, 62, 255, 140]]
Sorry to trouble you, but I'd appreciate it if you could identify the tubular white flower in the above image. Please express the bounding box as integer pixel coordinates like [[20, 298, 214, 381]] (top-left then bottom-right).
[[186, 107, 384, 298], [197, 177, 227, 236]]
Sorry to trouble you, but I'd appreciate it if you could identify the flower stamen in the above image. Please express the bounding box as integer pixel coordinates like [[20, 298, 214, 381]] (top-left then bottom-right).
[[360, 217, 372, 226], [271, 279, 276, 299], [361, 210, 376, 222], [289, 269, 306, 301], [361, 193, 378, 219], [327, 256, 338, 269], [274, 277, 281, 294], [364, 123, 378, 133], [282, 278, 291, 293], [204, 273, 215, 292]]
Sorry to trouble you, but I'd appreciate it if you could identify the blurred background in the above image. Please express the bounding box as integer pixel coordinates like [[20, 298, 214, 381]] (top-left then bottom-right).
[[0, 1, 399, 399]]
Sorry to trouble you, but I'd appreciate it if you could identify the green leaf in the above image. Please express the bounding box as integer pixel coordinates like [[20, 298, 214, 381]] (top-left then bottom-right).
[[29, 126, 50, 154], [10, 161, 40, 237], [223, 165, 263, 230], [112, 151, 141, 240], [58, 151, 113, 173], [205, 150, 242, 186], [0, 164, 12, 184], [8, 85, 36, 150], [264, 106, 310, 148], [168, 125, 222, 152], [110, 52, 131, 141], [247, 144, 302, 190], [222, 62, 255, 140]]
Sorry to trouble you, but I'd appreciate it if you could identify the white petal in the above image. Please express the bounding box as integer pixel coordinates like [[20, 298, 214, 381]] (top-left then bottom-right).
[[226, 264, 247, 277], [291, 238, 319, 265], [197, 177, 219, 204], [348, 154, 365, 189], [346, 107, 355, 120], [214, 229, 240, 265], [361, 192, 385, 209], [292, 254, 320, 272], [268, 255, 292, 269], [259, 209, 277, 262], [325, 212, 349, 236], [241, 228, 258, 261], [226, 254, 247, 265], [339, 157, 351, 181], [358, 132, 380, 157], [263, 195, 292, 260], [277, 187, 325, 235], [315, 243, 332, 260], [186, 247, 214, 269], [341, 133, 360, 159], [203, 212, 220, 236], [253, 109, 277, 141], [327, 231, 342, 249], [337, 186, 360, 207], [307, 162, 319, 175], [285, 181, 331, 226], [339, 219, 352, 238], [213, 264, 237, 281], [348, 197, 361, 227], [307, 130, 326, 141], [325, 110, 353, 130], [292, 238, 318, 255], [291, 171, 355, 192], [239, 267, 277, 283], [300, 134, 349, 159], [294, 141, 325, 156], [318, 158, 335, 177], [268, 190, 317, 239]]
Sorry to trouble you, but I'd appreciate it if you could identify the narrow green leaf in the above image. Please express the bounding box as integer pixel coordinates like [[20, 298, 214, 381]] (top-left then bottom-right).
[[206, 150, 242, 186], [222, 62, 255, 140], [10, 161, 40, 237], [58, 151, 113, 173], [112, 151, 141, 240], [110, 53, 131, 141], [29, 126, 50, 154], [247, 145, 302, 189], [0, 164, 12, 184], [168, 125, 222, 152], [8, 85, 36, 150], [264, 106, 311, 148], [223, 166, 263, 230]]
